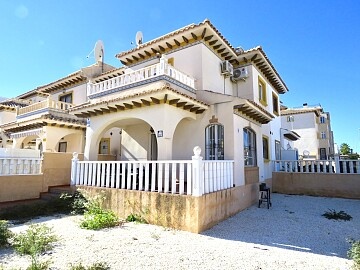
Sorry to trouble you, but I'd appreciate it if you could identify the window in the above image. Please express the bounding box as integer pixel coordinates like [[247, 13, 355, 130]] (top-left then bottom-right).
[[258, 76, 267, 106], [58, 142, 67, 152], [59, 93, 72, 103], [262, 136, 269, 161], [321, 132, 326, 139], [275, 140, 281, 160], [272, 93, 279, 115], [287, 116, 294, 122], [243, 127, 257, 166], [320, 116, 326, 124], [205, 124, 224, 160]]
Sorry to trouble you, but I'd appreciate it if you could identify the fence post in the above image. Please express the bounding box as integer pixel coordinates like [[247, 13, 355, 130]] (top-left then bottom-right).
[[334, 154, 340, 173], [192, 146, 204, 196], [71, 152, 79, 186]]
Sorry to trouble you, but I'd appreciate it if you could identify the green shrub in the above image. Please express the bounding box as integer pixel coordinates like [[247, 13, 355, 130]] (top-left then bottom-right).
[[126, 213, 147, 224], [322, 209, 352, 221], [78, 190, 121, 230], [60, 191, 88, 215], [12, 224, 58, 256], [348, 239, 360, 270], [69, 262, 110, 270], [26, 259, 51, 270], [0, 220, 13, 247]]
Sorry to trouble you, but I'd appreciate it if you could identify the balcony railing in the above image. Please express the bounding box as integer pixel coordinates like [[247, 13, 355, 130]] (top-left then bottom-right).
[[17, 99, 73, 117], [87, 62, 195, 98]]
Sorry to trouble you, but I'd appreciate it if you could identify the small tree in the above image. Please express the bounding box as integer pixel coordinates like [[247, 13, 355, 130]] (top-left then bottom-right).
[[340, 143, 351, 155]]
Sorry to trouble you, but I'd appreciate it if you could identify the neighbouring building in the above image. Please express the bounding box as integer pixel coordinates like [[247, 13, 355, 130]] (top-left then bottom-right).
[[281, 103, 335, 160]]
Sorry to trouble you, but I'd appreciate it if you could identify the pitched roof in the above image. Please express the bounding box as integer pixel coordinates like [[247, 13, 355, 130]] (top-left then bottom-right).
[[115, 19, 288, 94]]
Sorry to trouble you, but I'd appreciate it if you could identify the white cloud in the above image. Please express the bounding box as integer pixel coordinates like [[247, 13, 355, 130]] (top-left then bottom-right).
[[15, 4, 29, 19]]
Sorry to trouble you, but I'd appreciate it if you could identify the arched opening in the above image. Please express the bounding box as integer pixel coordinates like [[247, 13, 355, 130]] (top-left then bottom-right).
[[92, 118, 157, 161]]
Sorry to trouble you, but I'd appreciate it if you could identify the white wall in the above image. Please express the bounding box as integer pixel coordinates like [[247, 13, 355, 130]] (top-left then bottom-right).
[[51, 83, 88, 104]]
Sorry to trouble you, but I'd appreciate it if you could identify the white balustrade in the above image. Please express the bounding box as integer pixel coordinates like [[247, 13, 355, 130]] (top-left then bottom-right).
[[87, 62, 195, 97], [17, 99, 73, 117], [272, 158, 359, 174], [0, 158, 42, 175], [71, 148, 234, 196]]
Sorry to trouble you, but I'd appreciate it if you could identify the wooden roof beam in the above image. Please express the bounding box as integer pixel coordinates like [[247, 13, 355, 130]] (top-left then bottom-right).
[[101, 108, 110, 113], [93, 109, 103, 115], [151, 97, 160, 104], [251, 54, 258, 61], [124, 103, 133, 109], [174, 39, 180, 46], [107, 106, 117, 112], [190, 106, 200, 112], [141, 99, 150, 106], [213, 44, 221, 50], [191, 32, 198, 40], [159, 45, 165, 52], [196, 109, 205, 114], [166, 42, 173, 49], [144, 50, 151, 57], [184, 104, 194, 110], [176, 102, 186, 108], [201, 28, 207, 39], [204, 35, 213, 41], [115, 105, 125, 110], [209, 40, 218, 46], [182, 36, 189, 43], [132, 101, 141, 107], [169, 98, 180, 105]]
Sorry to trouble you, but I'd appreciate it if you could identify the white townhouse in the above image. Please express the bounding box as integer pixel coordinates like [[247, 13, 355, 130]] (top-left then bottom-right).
[[69, 19, 290, 187]]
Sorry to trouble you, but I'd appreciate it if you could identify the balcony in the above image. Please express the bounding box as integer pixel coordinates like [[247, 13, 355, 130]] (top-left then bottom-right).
[[87, 62, 196, 99], [16, 99, 73, 120]]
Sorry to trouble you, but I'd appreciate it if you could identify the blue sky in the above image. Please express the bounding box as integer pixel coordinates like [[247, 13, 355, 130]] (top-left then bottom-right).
[[1, 0, 359, 153]]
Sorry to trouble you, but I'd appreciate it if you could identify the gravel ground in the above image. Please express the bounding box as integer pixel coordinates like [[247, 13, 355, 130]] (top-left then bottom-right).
[[0, 193, 359, 270]]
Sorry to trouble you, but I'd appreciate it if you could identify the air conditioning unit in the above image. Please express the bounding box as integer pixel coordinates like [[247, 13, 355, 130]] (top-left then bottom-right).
[[220, 60, 233, 76], [231, 67, 249, 81]]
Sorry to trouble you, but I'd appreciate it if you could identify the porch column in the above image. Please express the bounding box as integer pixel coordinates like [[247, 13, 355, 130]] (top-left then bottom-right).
[[84, 126, 96, 161]]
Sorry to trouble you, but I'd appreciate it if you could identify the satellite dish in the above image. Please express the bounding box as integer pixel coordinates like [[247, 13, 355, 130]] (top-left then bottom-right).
[[303, 150, 310, 157], [135, 31, 143, 46], [94, 40, 104, 63]]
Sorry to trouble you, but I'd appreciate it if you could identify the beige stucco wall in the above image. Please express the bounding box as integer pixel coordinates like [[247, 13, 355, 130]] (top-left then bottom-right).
[[0, 175, 43, 202], [0, 152, 81, 203], [272, 172, 360, 199], [79, 183, 259, 233]]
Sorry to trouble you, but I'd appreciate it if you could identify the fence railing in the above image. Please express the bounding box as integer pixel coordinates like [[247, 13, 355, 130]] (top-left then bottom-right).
[[0, 158, 42, 175], [87, 57, 195, 97], [17, 99, 73, 117], [273, 158, 360, 174], [71, 148, 234, 196]]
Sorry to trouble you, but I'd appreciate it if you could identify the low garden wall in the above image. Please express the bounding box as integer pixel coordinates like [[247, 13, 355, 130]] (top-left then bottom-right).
[[79, 182, 259, 233], [273, 172, 360, 199]]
